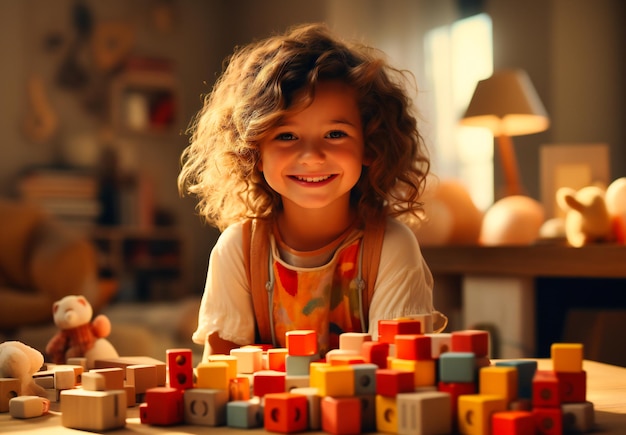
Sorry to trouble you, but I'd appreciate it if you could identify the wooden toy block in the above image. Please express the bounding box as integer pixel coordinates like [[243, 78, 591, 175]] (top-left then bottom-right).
[[126, 364, 158, 394], [561, 401, 594, 433], [264, 392, 309, 433], [66, 357, 88, 370], [479, 366, 518, 404], [376, 369, 414, 397], [358, 394, 377, 432], [290, 387, 321, 430], [556, 370, 587, 403], [268, 348, 289, 372], [140, 386, 184, 425], [183, 387, 229, 426], [339, 332, 372, 353], [532, 406, 562, 435], [437, 381, 477, 418], [457, 394, 507, 435], [124, 384, 136, 407], [39, 364, 84, 386], [44, 388, 60, 403], [551, 343, 584, 373], [54, 367, 75, 390], [286, 354, 318, 376], [33, 373, 55, 389], [397, 391, 452, 435], [402, 313, 434, 333], [395, 334, 432, 360], [60, 389, 127, 431], [378, 319, 422, 344], [439, 352, 476, 383], [167, 348, 194, 390], [375, 394, 398, 434], [491, 410, 535, 435], [451, 330, 490, 357], [495, 360, 537, 399], [230, 347, 263, 374], [390, 358, 436, 387], [328, 354, 365, 366], [196, 361, 230, 390], [90, 367, 125, 390], [227, 398, 263, 428], [0, 378, 21, 412], [311, 365, 355, 397], [361, 341, 389, 368], [352, 363, 377, 396], [325, 348, 360, 362], [230, 376, 251, 401], [8, 396, 50, 419], [254, 370, 286, 397], [208, 354, 239, 380], [82, 371, 106, 391], [286, 330, 318, 356], [321, 396, 361, 434], [426, 332, 452, 358], [95, 356, 166, 386], [285, 375, 310, 391], [532, 370, 560, 408]]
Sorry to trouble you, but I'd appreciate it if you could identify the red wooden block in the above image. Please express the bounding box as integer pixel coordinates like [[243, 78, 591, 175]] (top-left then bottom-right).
[[166, 349, 193, 390], [451, 330, 489, 357], [375, 369, 415, 397], [268, 348, 288, 372], [395, 334, 432, 360], [533, 407, 563, 435], [140, 387, 184, 426], [264, 392, 309, 433], [378, 319, 422, 344], [253, 370, 286, 397], [286, 330, 318, 356], [437, 381, 476, 420], [532, 370, 560, 408], [321, 396, 361, 435], [556, 370, 587, 403], [361, 341, 389, 368], [492, 410, 535, 435]]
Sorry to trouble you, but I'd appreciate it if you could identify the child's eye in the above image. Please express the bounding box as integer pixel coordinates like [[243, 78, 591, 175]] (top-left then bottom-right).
[[275, 132, 297, 141], [326, 130, 347, 139]]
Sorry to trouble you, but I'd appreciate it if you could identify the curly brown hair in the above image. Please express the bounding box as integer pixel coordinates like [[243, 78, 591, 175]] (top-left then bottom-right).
[[178, 23, 430, 231]]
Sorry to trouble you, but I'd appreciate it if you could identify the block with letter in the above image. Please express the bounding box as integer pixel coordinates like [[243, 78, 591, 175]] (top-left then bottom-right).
[[457, 394, 507, 435], [61, 389, 126, 431], [321, 396, 361, 435], [264, 392, 309, 433], [183, 388, 229, 426], [167, 348, 194, 390], [397, 391, 452, 435]]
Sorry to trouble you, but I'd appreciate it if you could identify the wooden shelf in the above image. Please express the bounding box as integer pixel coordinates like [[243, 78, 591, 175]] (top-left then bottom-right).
[[421, 244, 626, 278]]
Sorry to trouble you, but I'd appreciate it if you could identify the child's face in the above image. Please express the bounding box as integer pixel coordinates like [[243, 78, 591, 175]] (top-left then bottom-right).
[[258, 80, 367, 214]]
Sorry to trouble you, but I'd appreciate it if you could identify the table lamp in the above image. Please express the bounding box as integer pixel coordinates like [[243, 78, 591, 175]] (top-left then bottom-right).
[[460, 69, 549, 197]]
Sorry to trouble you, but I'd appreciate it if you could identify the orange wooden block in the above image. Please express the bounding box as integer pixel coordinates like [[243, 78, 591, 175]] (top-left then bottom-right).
[[321, 396, 361, 434], [378, 319, 422, 344], [551, 343, 583, 373], [395, 334, 432, 360], [196, 361, 230, 390], [479, 366, 518, 404], [328, 355, 366, 366], [492, 410, 535, 435], [286, 330, 318, 356], [457, 394, 507, 435], [264, 392, 309, 433], [90, 367, 125, 390], [267, 348, 288, 372], [451, 330, 490, 357], [361, 341, 389, 368], [311, 365, 354, 397], [229, 376, 251, 401]]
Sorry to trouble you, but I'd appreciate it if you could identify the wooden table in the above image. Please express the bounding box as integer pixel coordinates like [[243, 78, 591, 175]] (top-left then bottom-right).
[[1, 359, 625, 434], [421, 244, 626, 359]]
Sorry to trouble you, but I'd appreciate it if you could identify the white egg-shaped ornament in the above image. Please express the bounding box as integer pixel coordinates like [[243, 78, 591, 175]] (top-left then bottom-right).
[[480, 196, 545, 246], [605, 177, 626, 244]]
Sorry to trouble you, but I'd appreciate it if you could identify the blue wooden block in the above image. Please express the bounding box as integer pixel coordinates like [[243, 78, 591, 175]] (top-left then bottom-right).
[[495, 360, 538, 399], [226, 399, 262, 428], [438, 352, 476, 383], [352, 363, 378, 396]]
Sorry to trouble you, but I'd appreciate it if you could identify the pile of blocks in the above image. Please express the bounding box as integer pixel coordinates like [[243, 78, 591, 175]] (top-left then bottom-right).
[[1, 318, 594, 434]]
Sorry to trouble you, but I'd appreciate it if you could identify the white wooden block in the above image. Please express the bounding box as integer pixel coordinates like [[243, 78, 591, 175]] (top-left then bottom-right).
[[339, 332, 372, 353], [9, 396, 50, 419], [54, 367, 76, 390], [324, 348, 359, 364], [82, 372, 106, 391], [33, 374, 55, 389], [183, 388, 229, 426], [230, 348, 263, 374], [562, 402, 595, 432], [285, 354, 317, 376], [425, 332, 452, 358], [66, 357, 88, 370], [285, 375, 309, 391], [397, 391, 452, 435], [60, 389, 126, 431]]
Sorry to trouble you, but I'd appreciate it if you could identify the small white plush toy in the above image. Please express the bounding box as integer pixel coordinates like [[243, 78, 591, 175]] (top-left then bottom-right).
[[45, 295, 119, 369], [556, 185, 613, 247], [0, 341, 46, 397]]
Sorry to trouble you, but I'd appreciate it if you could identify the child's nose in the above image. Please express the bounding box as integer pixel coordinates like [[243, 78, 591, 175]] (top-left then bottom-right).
[[298, 139, 325, 165]]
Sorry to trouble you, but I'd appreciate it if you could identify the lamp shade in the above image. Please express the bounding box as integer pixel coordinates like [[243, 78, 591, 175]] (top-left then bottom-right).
[[460, 69, 549, 136]]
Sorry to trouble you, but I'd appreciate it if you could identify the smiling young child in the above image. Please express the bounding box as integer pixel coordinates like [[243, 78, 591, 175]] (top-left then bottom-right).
[[178, 23, 441, 359]]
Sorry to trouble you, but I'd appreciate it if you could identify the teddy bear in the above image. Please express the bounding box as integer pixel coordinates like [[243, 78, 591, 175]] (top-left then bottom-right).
[[556, 185, 613, 247], [45, 295, 119, 369], [0, 341, 46, 397]]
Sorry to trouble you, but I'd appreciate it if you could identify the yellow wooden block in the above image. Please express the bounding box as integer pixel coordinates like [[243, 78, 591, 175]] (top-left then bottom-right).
[[479, 366, 518, 403], [0, 378, 21, 413], [311, 365, 354, 397], [207, 354, 238, 381], [375, 394, 397, 434], [551, 343, 584, 373], [390, 358, 436, 387], [457, 394, 507, 435], [196, 361, 229, 390], [308, 362, 330, 391]]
